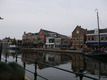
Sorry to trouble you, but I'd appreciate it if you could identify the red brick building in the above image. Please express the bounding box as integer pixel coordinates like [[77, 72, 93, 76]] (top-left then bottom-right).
[[72, 25, 87, 49], [22, 32, 38, 47], [37, 29, 46, 47]]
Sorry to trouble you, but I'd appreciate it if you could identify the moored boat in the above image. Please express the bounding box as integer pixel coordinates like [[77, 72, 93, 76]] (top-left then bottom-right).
[[8, 45, 19, 50], [84, 51, 107, 58]]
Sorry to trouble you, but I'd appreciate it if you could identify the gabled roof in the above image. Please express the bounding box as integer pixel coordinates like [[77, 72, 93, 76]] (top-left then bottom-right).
[[41, 29, 68, 38], [25, 32, 38, 36], [73, 25, 88, 34], [42, 29, 57, 34], [32, 33, 38, 36], [81, 28, 88, 34]]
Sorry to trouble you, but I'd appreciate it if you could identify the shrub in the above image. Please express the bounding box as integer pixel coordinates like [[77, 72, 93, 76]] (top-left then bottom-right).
[[0, 62, 25, 80]]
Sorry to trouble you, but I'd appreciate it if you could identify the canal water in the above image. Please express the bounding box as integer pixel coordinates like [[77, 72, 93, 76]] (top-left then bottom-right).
[[1, 49, 107, 80]]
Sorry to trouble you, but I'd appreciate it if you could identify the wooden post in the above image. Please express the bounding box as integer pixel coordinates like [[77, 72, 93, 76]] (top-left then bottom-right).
[[34, 59, 38, 80], [0, 45, 2, 61], [0, 48, 1, 61], [16, 54, 17, 62], [23, 62, 26, 80], [5, 52, 7, 63]]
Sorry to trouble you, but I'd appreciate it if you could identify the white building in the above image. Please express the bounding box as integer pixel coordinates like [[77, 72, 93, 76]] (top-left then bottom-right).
[[2, 37, 13, 48], [86, 28, 107, 48]]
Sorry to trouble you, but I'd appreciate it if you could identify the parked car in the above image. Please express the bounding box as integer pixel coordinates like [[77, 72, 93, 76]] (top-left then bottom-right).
[[69, 47, 77, 50]]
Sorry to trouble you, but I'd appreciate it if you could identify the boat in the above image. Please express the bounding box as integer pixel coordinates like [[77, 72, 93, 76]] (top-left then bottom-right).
[[8, 45, 19, 50], [85, 9, 107, 56], [85, 51, 107, 57]]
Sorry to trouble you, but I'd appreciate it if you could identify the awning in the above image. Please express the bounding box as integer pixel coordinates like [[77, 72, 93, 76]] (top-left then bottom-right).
[[86, 42, 107, 46]]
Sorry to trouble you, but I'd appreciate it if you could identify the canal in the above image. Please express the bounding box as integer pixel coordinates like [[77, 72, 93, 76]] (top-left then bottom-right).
[[1, 49, 107, 80]]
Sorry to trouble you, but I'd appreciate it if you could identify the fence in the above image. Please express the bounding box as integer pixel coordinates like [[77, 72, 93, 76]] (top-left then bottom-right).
[[0, 49, 100, 80]]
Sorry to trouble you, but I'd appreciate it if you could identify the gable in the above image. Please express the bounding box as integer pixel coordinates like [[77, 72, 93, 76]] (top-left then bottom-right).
[[72, 26, 86, 36]]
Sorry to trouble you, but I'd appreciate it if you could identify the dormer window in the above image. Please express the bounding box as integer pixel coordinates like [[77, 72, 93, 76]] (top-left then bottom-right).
[[40, 32, 42, 34]]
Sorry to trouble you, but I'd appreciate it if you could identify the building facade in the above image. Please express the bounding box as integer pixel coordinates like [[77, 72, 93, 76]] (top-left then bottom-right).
[[72, 25, 87, 49], [22, 29, 70, 49], [45, 36, 55, 48], [86, 28, 107, 48], [61, 38, 72, 49], [2, 37, 13, 48], [37, 29, 46, 48], [22, 32, 38, 47], [31, 33, 38, 48]]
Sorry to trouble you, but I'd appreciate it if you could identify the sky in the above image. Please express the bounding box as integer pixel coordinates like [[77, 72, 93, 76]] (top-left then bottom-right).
[[0, 0, 107, 39]]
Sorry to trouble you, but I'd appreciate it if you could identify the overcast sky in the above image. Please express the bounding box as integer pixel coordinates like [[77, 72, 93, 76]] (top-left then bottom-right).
[[0, 0, 107, 39]]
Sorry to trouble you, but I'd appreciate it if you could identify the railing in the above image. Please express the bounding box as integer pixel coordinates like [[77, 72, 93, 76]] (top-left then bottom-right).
[[0, 49, 100, 80]]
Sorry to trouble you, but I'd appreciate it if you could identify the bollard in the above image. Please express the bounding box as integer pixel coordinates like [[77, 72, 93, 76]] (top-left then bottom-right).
[[0, 45, 2, 61], [23, 62, 26, 80], [16, 54, 17, 62], [34, 59, 38, 80], [79, 68, 83, 80], [23, 62, 26, 70], [0, 49, 1, 62], [0, 51, 1, 62], [5, 52, 7, 63]]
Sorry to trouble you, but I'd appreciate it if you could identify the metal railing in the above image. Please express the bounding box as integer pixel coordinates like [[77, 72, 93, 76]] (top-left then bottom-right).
[[0, 49, 100, 80]]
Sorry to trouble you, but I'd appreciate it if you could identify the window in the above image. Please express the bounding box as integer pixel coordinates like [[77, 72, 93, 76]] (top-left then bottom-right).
[[80, 37, 83, 41], [56, 40, 60, 43], [76, 30, 79, 33], [64, 41, 68, 44], [96, 36, 98, 41], [77, 38, 79, 41], [88, 36, 90, 41], [49, 39, 54, 43], [101, 36, 104, 40], [92, 36, 94, 41], [40, 32, 42, 34], [105, 36, 107, 40]]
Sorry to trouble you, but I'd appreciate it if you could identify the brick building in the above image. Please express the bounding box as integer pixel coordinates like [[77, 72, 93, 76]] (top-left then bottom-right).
[[37, 29, 67, 48], [37, 29, 47, 48], [72, 25, 87, 49], [22, 32, 38, 47]]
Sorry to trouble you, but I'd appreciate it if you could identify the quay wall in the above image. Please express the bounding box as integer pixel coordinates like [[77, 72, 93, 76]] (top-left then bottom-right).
[[21, 48, 83, 54]]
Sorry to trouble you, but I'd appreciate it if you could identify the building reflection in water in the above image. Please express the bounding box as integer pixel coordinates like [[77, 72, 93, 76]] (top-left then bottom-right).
[[21, 50, 71, 69], [2, 49, 11, 58], [71, 54, 86, 73]]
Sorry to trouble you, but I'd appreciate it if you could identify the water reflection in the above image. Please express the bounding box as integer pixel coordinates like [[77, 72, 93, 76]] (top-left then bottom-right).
[[85, 57, 107, 79], [21, 50, 71, 69], [1, 49, 107, 80], [72, 54, 86, 72]]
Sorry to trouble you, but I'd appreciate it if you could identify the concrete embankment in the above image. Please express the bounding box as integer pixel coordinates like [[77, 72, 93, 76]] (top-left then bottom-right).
[[21, 48, 83, 54]]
